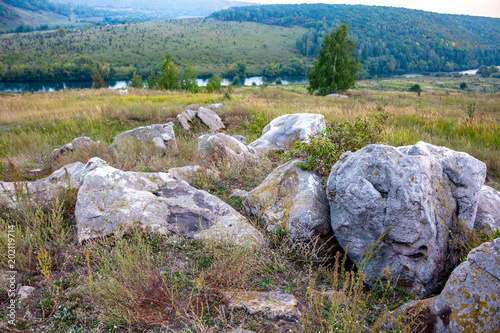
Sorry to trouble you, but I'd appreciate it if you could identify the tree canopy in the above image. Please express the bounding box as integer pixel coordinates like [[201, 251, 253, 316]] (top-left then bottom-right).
[[160, 55, 180, 90], [307, 22, 361, 95]]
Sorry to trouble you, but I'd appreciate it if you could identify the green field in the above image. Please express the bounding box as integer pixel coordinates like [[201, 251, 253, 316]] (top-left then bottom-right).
[[0, 18, 309, 80]]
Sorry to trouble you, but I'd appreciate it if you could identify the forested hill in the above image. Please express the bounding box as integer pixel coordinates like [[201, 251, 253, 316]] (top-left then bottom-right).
[[211, 4, 500, 73]]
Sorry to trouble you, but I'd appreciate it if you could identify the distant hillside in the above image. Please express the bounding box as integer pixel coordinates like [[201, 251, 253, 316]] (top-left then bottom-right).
[[211, 4, 500, 73], [0, 0, 73, 31]]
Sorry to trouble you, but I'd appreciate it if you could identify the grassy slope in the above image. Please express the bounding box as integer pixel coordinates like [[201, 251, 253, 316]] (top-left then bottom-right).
[[0, 1, 72, 29], [0, 18, 308, 77], [0, 82, 499, 332]]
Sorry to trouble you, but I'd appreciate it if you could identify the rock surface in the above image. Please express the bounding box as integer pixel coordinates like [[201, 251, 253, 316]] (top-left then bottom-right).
[[198, 133, 258, 161], [197, 107, 225, 131], [243, 159, 331, 241], [223, 291, 301, 322], [177, 108, 198, 131], [326, 93, 348, 99], [111, 123, 178, 152], [206, 103, 225, 116], [326, 141, 487, 295], [75, 158, 264, 247], [167, 165, 219, 185], [248, 113, 325, 153], [17, 286, 36, 300], [0, 162, 85, 209], [474, 185, 500, 233], [50, 137, 96, 158], [390, 238, 500, 333]]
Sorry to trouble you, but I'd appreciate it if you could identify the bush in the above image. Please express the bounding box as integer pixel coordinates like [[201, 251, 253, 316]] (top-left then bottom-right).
[[294, 107, 388, 178], [408, 84, 422, 95]]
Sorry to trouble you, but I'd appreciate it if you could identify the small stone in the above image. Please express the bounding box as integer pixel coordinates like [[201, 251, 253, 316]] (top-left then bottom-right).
[[17, 286, 35, 300], [223, 291, 301, 322], [326, 93, 348, 98]]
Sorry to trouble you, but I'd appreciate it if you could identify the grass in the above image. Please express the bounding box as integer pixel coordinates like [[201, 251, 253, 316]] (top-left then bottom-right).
[[0, 18, 309, 78], [0, 79, 499, 331]]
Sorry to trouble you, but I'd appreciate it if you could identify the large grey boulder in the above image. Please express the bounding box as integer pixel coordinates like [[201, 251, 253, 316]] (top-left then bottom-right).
[[389, 238, 500, 333], [197, 107, 225, 131], [50, 137, 97, 158], [110, 123, 178, 152], [75, 158, 264, 247], [0, 162, 85, 209], [248, 113, 326, 153], [206, 103, 225, 116], [326, 141, 487, 295], [198, 133, 258, 161], [243, 159, 331, 241], [474, 185, 500, 233]]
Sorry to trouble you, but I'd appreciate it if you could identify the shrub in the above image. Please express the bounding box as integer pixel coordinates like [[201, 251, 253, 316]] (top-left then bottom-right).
[[408, 84, 422, 95], [294, 106, 388, 178]]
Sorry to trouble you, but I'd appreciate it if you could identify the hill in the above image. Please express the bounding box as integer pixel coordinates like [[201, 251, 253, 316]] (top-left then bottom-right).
[[0, 19, 308, 82], [210, 4, 500, 74], [0, 0, 73, 31]]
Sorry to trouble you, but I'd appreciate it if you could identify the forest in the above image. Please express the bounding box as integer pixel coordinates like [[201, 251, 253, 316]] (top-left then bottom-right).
[[211, 4, 500, 74]]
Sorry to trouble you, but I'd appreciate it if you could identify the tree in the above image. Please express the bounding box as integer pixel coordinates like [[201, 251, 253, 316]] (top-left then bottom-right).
[[206, 75, 222, 93], [460, 82, 467, 90], [56, 27, 66, 37], [131, 71, 143, 88], [160, 55, 180, 90], [409, 83, 422, 96], [181, 62, 198, 93], [307, 22, 361, 95], [92, 67, 106, 89]]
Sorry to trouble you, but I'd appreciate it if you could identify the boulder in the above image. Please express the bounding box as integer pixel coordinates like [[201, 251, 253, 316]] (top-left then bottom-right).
[[326, 141, 486, 296], [118, 89, 129, 96], [232, 135, 247, 144], [50, 137, 96, 158], [474, 185, 500, 233], [243, 159, 331, 241], [167, 165, 219, 186], [110, 123, 178, 152], [17, 286, 36, 300], [223, 291, 301, 322], [390, 238, 500, 333], [326, 93, 348, 99], [177, 109, 198, 131], [197, 107, 225, 131], [0, 162, 86, 209], [248, 113, 326, 153], [206, 103, 225, 116], [198, 133, 258, 161], [75, 158, 264, 247]]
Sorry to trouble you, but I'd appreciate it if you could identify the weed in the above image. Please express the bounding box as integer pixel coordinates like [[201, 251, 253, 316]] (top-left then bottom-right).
[[37, 248, 52, 282]]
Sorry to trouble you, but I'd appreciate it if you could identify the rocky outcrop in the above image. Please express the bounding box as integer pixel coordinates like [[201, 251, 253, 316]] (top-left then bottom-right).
[[390, 238, 500, 333], [167, 165, 219, 186], [243, 159, 331, 241], [197, 107, 225, 131], [177, 107, 198, 130], [198, 133, 258, 161], [248, 113, 326, 153], [110, 123, 178, 152], [75, 158, 264, 247], [50, 137, 97, 158], [206, 103, 225, 116], [326, 93, 348, 99], [326, 141, 487, 296], [223, 291, 301, 322], [0, 162, 85, 209], [474, 185, 500, 233]]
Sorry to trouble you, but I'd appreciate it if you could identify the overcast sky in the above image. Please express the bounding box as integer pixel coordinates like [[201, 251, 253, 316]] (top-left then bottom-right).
[[236, 0, 500, 18]]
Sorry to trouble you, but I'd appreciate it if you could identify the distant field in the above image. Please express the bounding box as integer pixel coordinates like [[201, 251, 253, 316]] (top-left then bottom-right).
[[0, 18, 309, 78]]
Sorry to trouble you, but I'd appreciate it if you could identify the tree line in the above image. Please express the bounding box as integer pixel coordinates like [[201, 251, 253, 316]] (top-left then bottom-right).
[[211, 4, 500, 73]]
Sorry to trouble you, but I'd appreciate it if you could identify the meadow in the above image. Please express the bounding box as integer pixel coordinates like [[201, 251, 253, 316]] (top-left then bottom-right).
[[0, 80, 499, 332], [0, 18, 309, 80]]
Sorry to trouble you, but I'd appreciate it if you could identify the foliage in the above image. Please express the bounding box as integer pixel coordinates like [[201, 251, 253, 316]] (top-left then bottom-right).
[[466, 102, 476, 123], [212, 4, 500, 74], [160, 55, 180, 90], [477, 65, 499, 77], [56, 27, 66, 37], [181, 61, 198, 93], [460, 82, 467, 90], [307, 22, 361, 95], [36, 248, 52, 281], [295, 106, 388, 177], [130, 71, 143, 88], [409, 83, 422, 95], [91, 67, 106, 89], [206, 75, 222, 93]]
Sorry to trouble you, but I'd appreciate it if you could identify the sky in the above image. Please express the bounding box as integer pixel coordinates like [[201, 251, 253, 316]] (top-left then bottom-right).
[[236, 0, 500, 18]]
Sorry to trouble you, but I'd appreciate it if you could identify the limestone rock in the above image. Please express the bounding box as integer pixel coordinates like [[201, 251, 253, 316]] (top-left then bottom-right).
[[243, 159, 331, 241], [326, 141, 486, 295], [229, 189, 249, 199], [177, 109, 198, 131], [167, 165, 219, 185], [17, 286, 35, 300], [248, 113, 326, 153], [185, 103, 199, 111], [232, 135, 247, 144], [111, 123, 178, 152], [76, 158, 264, 247], [50, 137, 96, 158], [326, 93, 348, 99], [223, 291, 301, 322], [390, 238, 500, 333], [197, 107, 225, 131], [198, 133, 258, 161], [474, 185, 500, 233], [206, 103, 225, 116], [0, 162, 86, 209], [118, 89, 129, 96]]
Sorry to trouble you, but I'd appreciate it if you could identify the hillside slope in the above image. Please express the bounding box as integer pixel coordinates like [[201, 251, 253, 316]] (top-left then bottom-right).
[[0, 0, 72, 31], [211, 4, 500, 73]]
